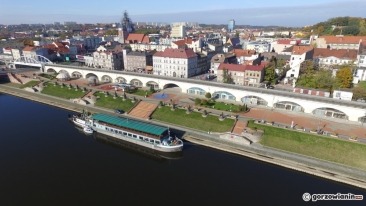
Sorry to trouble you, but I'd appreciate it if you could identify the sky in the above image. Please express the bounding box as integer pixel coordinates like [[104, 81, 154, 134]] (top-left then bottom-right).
[[1, 0, 365, 26]]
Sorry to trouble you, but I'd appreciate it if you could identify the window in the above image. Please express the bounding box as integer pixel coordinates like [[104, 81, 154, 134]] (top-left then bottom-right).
[[133, 134, 137, 138], [123, 132, 127, 136], [128, 133, 132, 137]]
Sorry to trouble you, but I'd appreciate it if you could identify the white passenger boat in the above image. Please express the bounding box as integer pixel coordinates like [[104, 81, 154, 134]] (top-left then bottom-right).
[[81, 113, 183, 153]]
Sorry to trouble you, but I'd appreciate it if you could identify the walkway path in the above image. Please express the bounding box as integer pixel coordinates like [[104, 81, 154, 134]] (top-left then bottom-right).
[[128, 101, 157, 119]]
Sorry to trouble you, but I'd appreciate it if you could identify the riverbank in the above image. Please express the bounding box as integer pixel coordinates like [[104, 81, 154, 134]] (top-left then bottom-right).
[[0, 84, 365, 189]]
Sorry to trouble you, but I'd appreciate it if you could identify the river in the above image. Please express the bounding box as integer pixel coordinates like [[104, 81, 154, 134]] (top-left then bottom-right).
[[0, 94, 364, 206]]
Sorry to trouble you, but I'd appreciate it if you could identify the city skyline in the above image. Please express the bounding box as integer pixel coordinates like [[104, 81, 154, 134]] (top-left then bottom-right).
[[1, 0, 366, 26]]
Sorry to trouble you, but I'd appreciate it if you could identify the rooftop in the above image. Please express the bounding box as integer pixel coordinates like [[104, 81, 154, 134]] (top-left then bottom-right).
[[91, 113, 167, 136], [313, 48, 357, 59], [154, 48, 197, 59]]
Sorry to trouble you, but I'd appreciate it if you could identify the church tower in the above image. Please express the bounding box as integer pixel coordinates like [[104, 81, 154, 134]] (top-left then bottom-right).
[[118, 11, 135, 43]]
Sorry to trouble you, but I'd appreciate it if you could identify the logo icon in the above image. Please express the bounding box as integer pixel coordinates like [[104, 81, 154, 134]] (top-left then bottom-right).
[[303, 193, 311, 202]]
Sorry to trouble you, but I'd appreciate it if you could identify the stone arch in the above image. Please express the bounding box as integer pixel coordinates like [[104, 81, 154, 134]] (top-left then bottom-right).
[[163, 83, 180, 89], [212, 91, 236, 101], [312, 107, 348, 120], [241, 95, 268, 106], [71, 71, 82, 78], [130, 78, 143, 87], [46, 68, 56, 73], [358, 116, 366, 123], [115, 76, 127, 83], [274, 101, 304, 112], [59, 69, 70, 77], [85, 73, 99, 86], [101, 75, 112, 83], [146, 81, 159, 89], [187, 87, 206, 96]]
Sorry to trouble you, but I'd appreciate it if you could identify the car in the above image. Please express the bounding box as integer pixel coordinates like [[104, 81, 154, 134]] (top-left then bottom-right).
[[115, 109, 124, 114]]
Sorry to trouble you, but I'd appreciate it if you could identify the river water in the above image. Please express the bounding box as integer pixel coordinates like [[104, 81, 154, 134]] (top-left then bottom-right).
[[0, 94, 365, 206]]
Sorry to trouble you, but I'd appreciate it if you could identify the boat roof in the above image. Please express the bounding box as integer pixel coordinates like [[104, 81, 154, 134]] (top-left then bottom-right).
[[91, 113, 168, 136]]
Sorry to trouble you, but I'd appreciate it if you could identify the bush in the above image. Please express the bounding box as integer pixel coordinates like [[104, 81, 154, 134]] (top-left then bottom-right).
[[195, 98, 202, 105], [201, 99, 208, 105], [205, 92, 211, 99]]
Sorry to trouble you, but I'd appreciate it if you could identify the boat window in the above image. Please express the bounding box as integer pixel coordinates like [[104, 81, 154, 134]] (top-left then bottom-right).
[[119, 131, 122, 134], [128, 133, 132, 137], [132, 134, 137, 138], [139, 137, 143, 140], [123, 132, 127, 135], [114, 130, 118, 133], [144, 138, 149, 142], [155, 140, 160, 144], [149, 139, 154, 143], [106, 128, 109, 131]]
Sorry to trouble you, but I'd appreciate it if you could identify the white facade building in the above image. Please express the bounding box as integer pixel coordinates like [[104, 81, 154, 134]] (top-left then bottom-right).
[[85, 45, 123, 70], [286, 46, 314, 78], [153, 48, 198, 78], [171, 25, 186, 38]]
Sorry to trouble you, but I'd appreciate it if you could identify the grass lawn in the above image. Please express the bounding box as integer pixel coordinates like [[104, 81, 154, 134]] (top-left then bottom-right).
[[94, 91, 135, 111], [199, 100, 242, 112], [151, 106, 235, 133], [41, 83, 86, 99], [39, 73, 56, 80], [128, 88, 154, 97], [357, 81, 366, 89], [247, 120, 366, 170], [20, 80, 40, 89]]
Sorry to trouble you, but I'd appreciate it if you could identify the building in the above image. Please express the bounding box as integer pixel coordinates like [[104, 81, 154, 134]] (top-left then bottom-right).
[[153, 48, 197, 78], [124, 51, 153, 72], [228, 19, 235, 32], [217, 63, 265, 86], [315, 35, 366, 50], [85, 45, 123, 71], [286, 46, 314, 78], [172, 37, 203, 52], [231, 49, 259, 65], [270, 39, 299, 53], [210, 53, 237, 75], [171, 25, 186, 38], [84, 36, 103, 51], [126, 33, 150, 44], [313, 48, 357, 69], [245, 41, 270, 53]]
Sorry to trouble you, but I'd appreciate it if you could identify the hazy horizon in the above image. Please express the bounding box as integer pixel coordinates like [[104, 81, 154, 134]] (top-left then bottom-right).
[[1, 0, 365, 27]]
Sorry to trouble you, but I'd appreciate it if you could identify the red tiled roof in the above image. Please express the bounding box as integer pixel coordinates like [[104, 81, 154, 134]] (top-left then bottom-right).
[[154, 48, 197, 59], [231, 49, 256, 57], [321, 36, 366, 44], [218, 63, 265, 72], [127, 33, 150, 44], [292, 46, 313, 55], [277, 39, 292, 44], [313, 48, 357, 59]]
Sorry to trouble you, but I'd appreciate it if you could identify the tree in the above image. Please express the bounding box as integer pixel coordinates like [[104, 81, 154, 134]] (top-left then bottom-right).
[[352, 87, 366, 100], [222, 69, 234, 84], [205, 92, 211, 99], [336, 65, 353, 88], [23, 39, 34, 46]]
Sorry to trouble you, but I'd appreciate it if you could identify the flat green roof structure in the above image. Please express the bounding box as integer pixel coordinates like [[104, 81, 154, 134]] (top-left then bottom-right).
[[91, 113, 168, 136]]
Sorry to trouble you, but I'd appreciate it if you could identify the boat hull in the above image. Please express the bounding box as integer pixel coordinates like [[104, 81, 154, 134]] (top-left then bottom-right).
[[91, 126, 183, 153]]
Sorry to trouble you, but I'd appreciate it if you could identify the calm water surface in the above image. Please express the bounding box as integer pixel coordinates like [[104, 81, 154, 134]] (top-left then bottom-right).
[[0, 94, 365, 206]]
